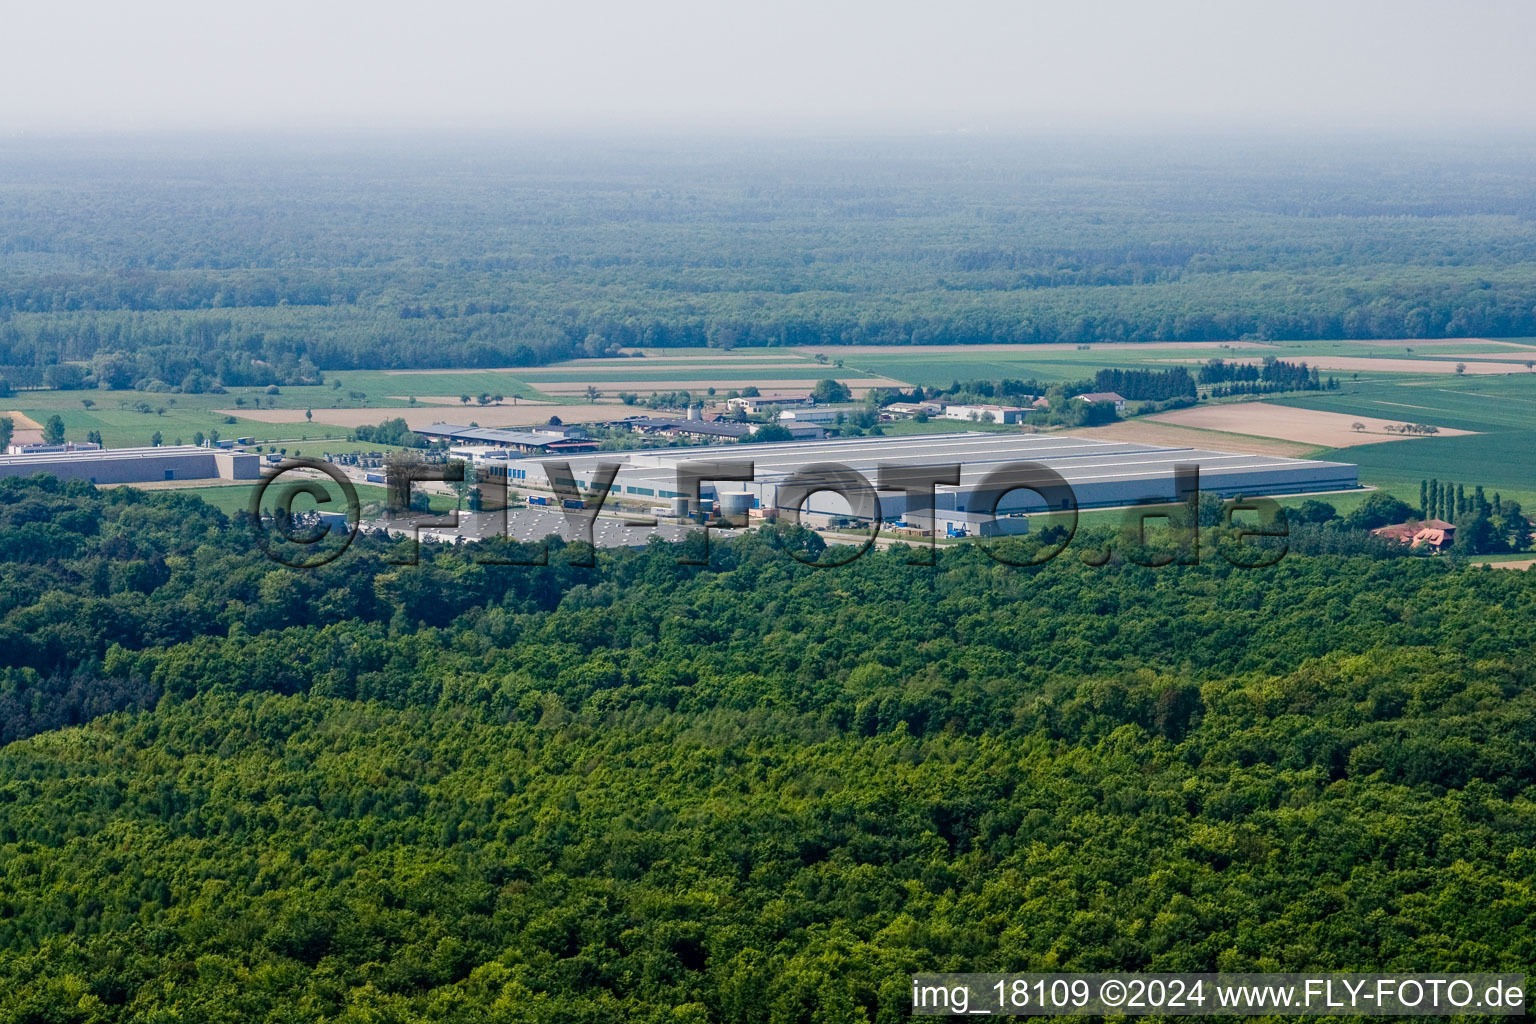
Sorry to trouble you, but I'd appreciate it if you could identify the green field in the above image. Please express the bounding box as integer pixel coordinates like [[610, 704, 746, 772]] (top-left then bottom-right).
[[6, 407, 360, 449], [324, 371, 554, 402], [4, 385, 441, 451], [835, 344, 1278, 387], [1264, 373, 1536, 507], [1322, 435, 1536, 509], [833, 344, 1536, 511], [837, 354, 1088, 386], [1271, 374, 1536, 432], [142, 482, 379, 517], [155, 481, 456, 518], [330, 358, 873, 400], [833, 339, 1536, 388]]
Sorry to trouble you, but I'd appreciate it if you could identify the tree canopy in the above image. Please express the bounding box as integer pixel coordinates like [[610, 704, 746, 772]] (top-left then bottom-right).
[[0, 477, 1533, 1020]]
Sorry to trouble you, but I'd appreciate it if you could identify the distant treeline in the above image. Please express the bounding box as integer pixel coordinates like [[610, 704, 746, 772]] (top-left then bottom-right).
[[1093, 367, 1196, 401], [1199, 357, 1336, 396], [6, 137, 1536, 382]]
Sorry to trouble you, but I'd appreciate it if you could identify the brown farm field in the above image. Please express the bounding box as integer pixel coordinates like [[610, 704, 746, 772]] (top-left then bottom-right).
[[1148, 401, 1474, 448], [2, 410, 44, 446], [2, 411, 43, 430], [1062, 420, 1323, 458]]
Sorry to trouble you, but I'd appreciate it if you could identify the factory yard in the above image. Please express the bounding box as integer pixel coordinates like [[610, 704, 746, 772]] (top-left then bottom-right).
[[1148, 402, 1474, 448]]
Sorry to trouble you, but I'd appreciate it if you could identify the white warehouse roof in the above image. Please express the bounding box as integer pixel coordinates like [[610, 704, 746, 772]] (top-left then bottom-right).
[[534, 431, 1358, 518]]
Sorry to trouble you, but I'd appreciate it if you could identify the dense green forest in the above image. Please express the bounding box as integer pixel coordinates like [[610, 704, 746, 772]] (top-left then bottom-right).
[[4, 135, 1536, 387], [1, 476, 1535, 1021]]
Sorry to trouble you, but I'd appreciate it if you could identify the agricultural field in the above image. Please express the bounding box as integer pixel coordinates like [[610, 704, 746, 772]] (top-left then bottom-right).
[[825, 344, 1272, 387], [1269, 373, 1536, 432], [828, 337, 1536, 387], [330, 350, 883, 402], [1146, 401, 1475, 448], [4, 398, 359, 449], [1321, 432, 1536, 509], [8, 339, 1533, 515], [220, 404, 617, 430], [18, 337, 1525, 454], [827, 341, 1536, 511], [1269, 374, 1536, 508]]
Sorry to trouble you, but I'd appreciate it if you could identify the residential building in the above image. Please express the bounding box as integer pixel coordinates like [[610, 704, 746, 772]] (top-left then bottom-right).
[[1372, 519, 1457, 550], [1074, 392, 1128, 411]]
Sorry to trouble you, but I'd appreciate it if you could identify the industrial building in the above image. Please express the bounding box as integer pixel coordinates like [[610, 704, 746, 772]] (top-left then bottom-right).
[[416, 423, 598, 453], [899, 508, 1032, 538], [6, 441, 103, 456], [509, 432, 1358, 525], [940, 403, 1030, 424], [392, 505, 696, 549], [724, 394, 812, 414], [776, 406, 862, 425], [606, 415, 755, 441], [0, 445, 261, 484]]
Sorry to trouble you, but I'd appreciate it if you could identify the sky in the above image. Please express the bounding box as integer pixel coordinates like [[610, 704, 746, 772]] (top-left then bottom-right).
[[4, 0, 1535, 134]]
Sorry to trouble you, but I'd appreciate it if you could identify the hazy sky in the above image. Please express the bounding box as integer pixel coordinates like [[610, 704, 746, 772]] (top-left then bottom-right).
[[5, 0, 1535, 133]]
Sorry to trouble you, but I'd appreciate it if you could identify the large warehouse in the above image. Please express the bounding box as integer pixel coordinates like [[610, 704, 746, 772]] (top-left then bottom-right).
[[0, 445, 261, 484], [512, 432, 1358, 523]]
